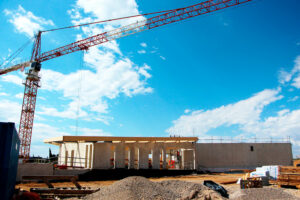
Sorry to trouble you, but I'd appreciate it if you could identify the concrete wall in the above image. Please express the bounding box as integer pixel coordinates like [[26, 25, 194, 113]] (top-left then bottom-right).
[[58, 142, 93, 168], [54, 142, 293, 171], [17, 163, 53, 182], [196, 143, 293, 171], [93, 142, 112, 169]]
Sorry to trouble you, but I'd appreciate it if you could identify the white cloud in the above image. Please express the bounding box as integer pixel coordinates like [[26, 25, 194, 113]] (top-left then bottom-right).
[[184, 109, 191, 114], [137, 49, 146, 54], [32, 123, 70, 143], [4, 5, 54, 38], [69, 126, 111, 136], [241, 109, 300, 152], [140, 42, 147, 48], [32, 0, 152, 123], [138, 64, 151, 79], [0, 99, 21, 123], [38, 96, 46, 100], [167, 89, 283, 136], [288, 56, 300, 88], [0, 92, 8, 96], [288, 96, 299, 102], [278, 69, 292, 84], [15, 93, 23, 99], [1, 74, 23, 86], [277, 56, 300, 89], [292, 75, 300, 88], [160, 56, 166, 60], [36, 44, 152, 123], [74, 0, 145, 26], [30, 125, 111, 156]]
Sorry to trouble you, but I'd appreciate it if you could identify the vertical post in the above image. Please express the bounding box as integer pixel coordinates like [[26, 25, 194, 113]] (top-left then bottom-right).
[[193, 143, 197, 170], [129, 146, 135, 169], [65, 150, 68, 166], [70, 150, 74, 167], [85, 145, 88, 168], [162, 147, 167, 169], [89, 144, 92, 168]]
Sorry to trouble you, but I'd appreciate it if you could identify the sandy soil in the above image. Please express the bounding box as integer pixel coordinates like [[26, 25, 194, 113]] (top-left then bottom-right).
[[16, 173, 300, 199]]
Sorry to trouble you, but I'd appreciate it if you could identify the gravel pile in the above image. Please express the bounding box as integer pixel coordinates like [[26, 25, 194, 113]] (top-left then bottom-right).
[[84, 176, 225, 200], [230, 188, 300, 200]]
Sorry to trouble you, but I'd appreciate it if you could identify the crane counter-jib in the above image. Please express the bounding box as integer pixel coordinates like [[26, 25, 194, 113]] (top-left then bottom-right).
[[0, 61, 32, 75]]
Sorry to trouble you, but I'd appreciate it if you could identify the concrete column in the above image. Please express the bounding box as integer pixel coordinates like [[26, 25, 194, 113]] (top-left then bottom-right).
[[183, 149, 194, 170], [138, 146, 149, 169], [162, 147, 167, 169], [193, 144, 197, 170], [114, 142, 125, 168], [93, 143, 111, 169], [152, 145, 160, 169], [128, 146, 135, 169]]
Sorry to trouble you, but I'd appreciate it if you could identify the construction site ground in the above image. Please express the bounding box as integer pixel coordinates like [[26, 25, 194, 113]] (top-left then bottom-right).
[[16, 173, 300, 199]]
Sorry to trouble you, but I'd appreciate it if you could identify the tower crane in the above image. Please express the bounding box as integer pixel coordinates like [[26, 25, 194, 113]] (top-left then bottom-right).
[[0, 0, 253, 158]]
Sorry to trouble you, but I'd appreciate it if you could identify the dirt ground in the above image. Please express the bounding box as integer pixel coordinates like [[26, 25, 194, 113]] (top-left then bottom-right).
[[16, 173, 242, 191], [16, 173, 300, 199]]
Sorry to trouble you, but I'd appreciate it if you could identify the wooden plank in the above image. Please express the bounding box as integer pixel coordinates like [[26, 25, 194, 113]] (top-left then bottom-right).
[[43, 177, 54, 188], [278, 175, 300, 181], [23, 176, 81, 189], [31, 188, 99, 195], [277, 181, 300, 186], [23, 175, 78, 180], [279, 166, 300, 174], [70, 177, 81, 189]]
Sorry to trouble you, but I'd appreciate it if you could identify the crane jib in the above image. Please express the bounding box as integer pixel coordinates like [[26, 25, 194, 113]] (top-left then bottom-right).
[[37, 0, 252, 63]]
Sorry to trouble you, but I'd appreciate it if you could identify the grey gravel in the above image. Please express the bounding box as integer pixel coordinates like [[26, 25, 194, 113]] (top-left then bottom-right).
[[83, 176, 224, 200], [231, 188, 300, 200]]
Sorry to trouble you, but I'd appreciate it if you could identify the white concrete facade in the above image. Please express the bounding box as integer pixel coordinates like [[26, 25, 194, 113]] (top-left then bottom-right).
[[57, 141, 196, 170], [196, 143, 293, 171], [55, 140, 293, 171]]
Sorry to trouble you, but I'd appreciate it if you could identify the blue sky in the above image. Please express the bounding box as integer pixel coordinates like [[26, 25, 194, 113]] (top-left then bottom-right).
[[0, 0, 300, 157]]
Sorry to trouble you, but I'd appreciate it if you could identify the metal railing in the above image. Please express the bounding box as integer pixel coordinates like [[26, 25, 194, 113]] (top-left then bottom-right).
[[197, 136, 291, 143]]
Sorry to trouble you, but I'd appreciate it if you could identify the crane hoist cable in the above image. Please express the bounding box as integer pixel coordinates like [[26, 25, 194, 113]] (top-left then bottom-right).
[[42, 8, 179, 33], [0, 37, 33, 69], [75, 50, 84, 136]]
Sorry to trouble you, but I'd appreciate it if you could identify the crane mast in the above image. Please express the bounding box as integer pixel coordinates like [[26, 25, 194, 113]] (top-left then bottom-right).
[[0, 0, 253, 158], [19, 32, 42, 158]]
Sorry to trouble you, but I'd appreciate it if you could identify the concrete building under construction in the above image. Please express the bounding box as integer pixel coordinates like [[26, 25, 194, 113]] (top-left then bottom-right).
[[44, 136, 293, 172]]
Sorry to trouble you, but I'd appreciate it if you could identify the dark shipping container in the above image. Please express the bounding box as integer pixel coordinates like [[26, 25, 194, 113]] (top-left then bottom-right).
[[0, 122, 20, 200]]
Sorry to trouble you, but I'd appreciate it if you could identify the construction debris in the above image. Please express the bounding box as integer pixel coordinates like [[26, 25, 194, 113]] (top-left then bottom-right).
[[240, 177, 263, 189], [22, 175, 99, 199], [22, 175, 82, 189]]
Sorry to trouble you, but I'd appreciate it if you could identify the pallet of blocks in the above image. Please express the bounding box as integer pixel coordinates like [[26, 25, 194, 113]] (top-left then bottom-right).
[[277, 166, 300, 189]]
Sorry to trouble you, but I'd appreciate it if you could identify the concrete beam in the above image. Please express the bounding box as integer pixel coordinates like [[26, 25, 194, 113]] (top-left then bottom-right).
[[44, 136, 198, 145]]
